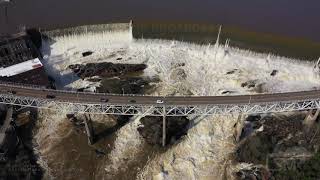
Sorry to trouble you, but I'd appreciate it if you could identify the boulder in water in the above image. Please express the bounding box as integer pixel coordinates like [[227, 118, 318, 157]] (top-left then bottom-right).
[[138, 116, 189, 146], [68, 62, 147, 79]]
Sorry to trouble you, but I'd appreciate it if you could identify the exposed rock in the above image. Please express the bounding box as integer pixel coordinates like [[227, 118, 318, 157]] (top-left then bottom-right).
[[170, 68, 187, 82], [66, 113, 117, 129], [246, 114, 261, 123], [138, 116, 189, 146], [235, 165, 270, 180], [241, 80, 266, 93], [221, 90, 237, 95], [241, 80, 257, 89], [269, 146, 314, 171], [163, 82, 194, 96], [66, 114, 85, 128], [226, 69, 241, 75], [0, 108, 43, 180], [236, 112, 320, 179], [98, 76, 159, 94], [94, 149, 106, 157], [171, 62, 185, 69], [272, 150, 320, 179], [66, 113, 130, 142], [82, 51, 93, 57], [270, 70, 278, 76], [15, 111, 31, 127], [68, 62, 147, 79], [254, 83, 266, 93], [86, 77, 102, 82]]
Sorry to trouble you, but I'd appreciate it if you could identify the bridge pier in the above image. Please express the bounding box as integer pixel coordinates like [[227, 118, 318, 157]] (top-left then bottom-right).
[[303, 109, 320, 127], [0, 106, 13, 150], [234, 114, 245, 142], [84, 114, 95, 145], [162, 106, 166, 147]]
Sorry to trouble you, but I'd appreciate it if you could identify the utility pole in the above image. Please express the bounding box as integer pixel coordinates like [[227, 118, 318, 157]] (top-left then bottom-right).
[[214, 25, 222, 61], [84, 114, 95, 145], [215, 25, 222, 47]]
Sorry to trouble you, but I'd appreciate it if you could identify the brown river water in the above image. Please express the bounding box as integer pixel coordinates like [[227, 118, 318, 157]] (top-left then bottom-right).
[[1, 0, 320, 42]]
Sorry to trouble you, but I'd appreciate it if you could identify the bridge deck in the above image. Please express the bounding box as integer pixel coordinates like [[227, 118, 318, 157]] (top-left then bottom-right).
[[0, 83, 319, 115]]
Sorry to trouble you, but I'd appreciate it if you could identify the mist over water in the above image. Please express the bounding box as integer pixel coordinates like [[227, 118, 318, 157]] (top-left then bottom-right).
[[1, 0, 320, 42], [31, 24, 320, 179]]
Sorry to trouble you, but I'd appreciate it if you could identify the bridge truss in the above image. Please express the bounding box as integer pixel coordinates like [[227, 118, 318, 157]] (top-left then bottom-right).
[[1, 94, 320, 116]]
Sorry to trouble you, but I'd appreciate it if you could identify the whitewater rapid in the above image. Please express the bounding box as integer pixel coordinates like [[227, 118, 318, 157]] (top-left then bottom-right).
[[34, 24, 320, 179]]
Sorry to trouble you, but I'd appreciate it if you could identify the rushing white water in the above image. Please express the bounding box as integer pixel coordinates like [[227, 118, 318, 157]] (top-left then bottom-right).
[[34, 24, 320, 179], [138, 114, 239, 179], [41, 29, 320, 95]]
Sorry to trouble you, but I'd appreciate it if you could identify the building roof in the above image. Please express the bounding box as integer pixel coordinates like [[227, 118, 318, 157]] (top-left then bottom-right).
[[0, 58, 43, 77]]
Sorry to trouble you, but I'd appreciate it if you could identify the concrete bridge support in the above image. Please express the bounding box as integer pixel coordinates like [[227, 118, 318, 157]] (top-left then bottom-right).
[[162, 106, 166, 147], [0, 106, 13, 148], [84, 114, 95, 145], [234, 114, 245, 142], [303, 109, 320, 127]]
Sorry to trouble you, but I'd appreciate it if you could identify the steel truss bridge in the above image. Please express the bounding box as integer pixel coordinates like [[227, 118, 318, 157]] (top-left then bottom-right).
[[0, 83, 320, 116]]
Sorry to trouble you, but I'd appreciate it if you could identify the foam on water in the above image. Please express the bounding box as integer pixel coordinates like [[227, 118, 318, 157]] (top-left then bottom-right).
[[42, 29, 320, 95], [34, 26, 320, 179], [138, 114, 238, 179]]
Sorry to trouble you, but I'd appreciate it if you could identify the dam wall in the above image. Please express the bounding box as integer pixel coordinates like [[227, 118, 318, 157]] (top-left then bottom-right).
[[42, 23, 132, 38]]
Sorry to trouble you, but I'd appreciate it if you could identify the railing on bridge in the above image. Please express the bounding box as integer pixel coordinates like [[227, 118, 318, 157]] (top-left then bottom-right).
[[1, 81, 320, 116], [0, 92, 320, 116]]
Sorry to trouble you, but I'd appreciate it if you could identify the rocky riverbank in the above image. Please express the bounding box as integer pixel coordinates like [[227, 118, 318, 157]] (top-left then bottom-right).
[[68, 62, 147, 80], [235, 112, 320, 180], [97, 76, 159, 94], [66, 113, 131, 144], [138, 116, 190, 146], [0, 107, 43, 180], [67, 60, 188, 147]]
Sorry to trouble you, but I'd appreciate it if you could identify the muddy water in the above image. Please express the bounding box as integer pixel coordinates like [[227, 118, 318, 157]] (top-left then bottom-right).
[[2, 1, 320, 59], [35, 112, 161, 180], [1, 0, 320, 43], [133, 22, 320, 60], [34, 74, 163, 179]]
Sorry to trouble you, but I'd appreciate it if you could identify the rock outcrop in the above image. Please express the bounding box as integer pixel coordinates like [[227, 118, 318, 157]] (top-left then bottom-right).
[[235, 112, 320, 180], [68, 62, 147, 79], [0, 107, 43, 180], [97, 76, 158, 94], [170, 68, 187, 82], [138, 116, 189, 146]]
